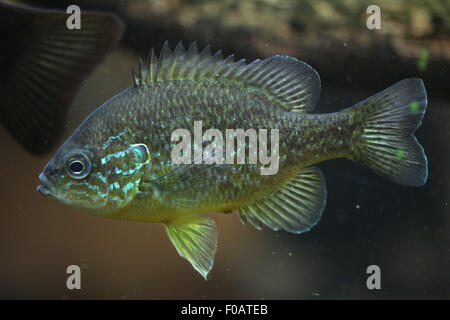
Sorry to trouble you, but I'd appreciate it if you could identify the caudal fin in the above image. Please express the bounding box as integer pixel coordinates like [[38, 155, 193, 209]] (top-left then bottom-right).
[[350, 78, 428, 186]]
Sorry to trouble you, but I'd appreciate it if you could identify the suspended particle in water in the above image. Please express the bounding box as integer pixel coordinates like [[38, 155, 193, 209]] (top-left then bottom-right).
[[417, 48, 429, 71]]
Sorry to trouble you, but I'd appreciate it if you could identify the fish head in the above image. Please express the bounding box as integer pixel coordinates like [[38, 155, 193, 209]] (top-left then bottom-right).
[[37, 137, 109, 214], [37, 133, 151, 216]]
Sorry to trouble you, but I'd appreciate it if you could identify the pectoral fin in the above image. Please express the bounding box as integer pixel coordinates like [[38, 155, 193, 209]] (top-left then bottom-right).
[[142, 158, 223, 209], [164, 215, 218, 280]]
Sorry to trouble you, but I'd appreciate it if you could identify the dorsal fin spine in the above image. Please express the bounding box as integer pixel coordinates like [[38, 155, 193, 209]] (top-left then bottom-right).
[[132, 42, 321, 113], [149, 48, 157, 83], [138, 57, 144, 85], [157, 41, 171, 81], [131, 69, 138, 86], [170, 41, 186, 79]]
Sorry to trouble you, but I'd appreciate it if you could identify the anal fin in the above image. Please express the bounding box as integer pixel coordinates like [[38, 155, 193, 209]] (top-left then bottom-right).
[[239, 166, 327, 233], [164, 214, 218, 279]]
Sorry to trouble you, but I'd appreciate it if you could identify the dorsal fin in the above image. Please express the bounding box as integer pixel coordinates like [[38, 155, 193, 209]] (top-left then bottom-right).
[[132, 41, 321, 113]]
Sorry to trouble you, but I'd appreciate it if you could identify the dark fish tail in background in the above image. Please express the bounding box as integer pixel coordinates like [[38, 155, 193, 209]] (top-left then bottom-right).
[[0, 0, 123, 154]]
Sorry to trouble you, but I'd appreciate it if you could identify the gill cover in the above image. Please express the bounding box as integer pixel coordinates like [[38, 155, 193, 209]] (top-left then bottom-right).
[[101, 142, 151, 208]]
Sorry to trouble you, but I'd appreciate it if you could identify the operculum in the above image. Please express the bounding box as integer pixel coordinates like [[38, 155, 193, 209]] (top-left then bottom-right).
[[101, 142, 151, 210]]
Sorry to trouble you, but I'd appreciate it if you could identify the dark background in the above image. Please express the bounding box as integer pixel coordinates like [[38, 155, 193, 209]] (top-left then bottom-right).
[[0, 0, 449, 299]]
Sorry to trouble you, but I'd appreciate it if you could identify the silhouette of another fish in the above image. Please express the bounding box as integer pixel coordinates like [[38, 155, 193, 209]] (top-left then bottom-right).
[[0, 0, 124, 154]]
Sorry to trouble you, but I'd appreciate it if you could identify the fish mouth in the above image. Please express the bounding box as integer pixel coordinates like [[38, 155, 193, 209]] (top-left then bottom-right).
[[37, 173, 56, 198]]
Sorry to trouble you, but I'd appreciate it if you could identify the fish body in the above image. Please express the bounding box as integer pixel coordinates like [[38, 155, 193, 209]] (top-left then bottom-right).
[[38, 42, 428, 278], [65, 80, 342, 219]]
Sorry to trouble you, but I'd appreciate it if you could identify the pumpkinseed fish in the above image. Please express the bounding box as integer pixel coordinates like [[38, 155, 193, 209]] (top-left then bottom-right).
[[37, 42, 428, 279]]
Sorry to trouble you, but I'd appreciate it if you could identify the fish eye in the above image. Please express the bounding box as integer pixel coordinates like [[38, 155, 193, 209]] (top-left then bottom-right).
[[69, 160, 84, 174], [65, 152, 91, 179]]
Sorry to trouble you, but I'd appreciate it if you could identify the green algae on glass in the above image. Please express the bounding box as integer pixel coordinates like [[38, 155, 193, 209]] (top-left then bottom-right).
[[410, 100, 420, 113], [396, 149, 405, 160], [417, 48, 429, 71]]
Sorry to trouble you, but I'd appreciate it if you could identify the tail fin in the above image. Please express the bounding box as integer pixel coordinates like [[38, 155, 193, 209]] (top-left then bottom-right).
[[350, 78, 428, 186]]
